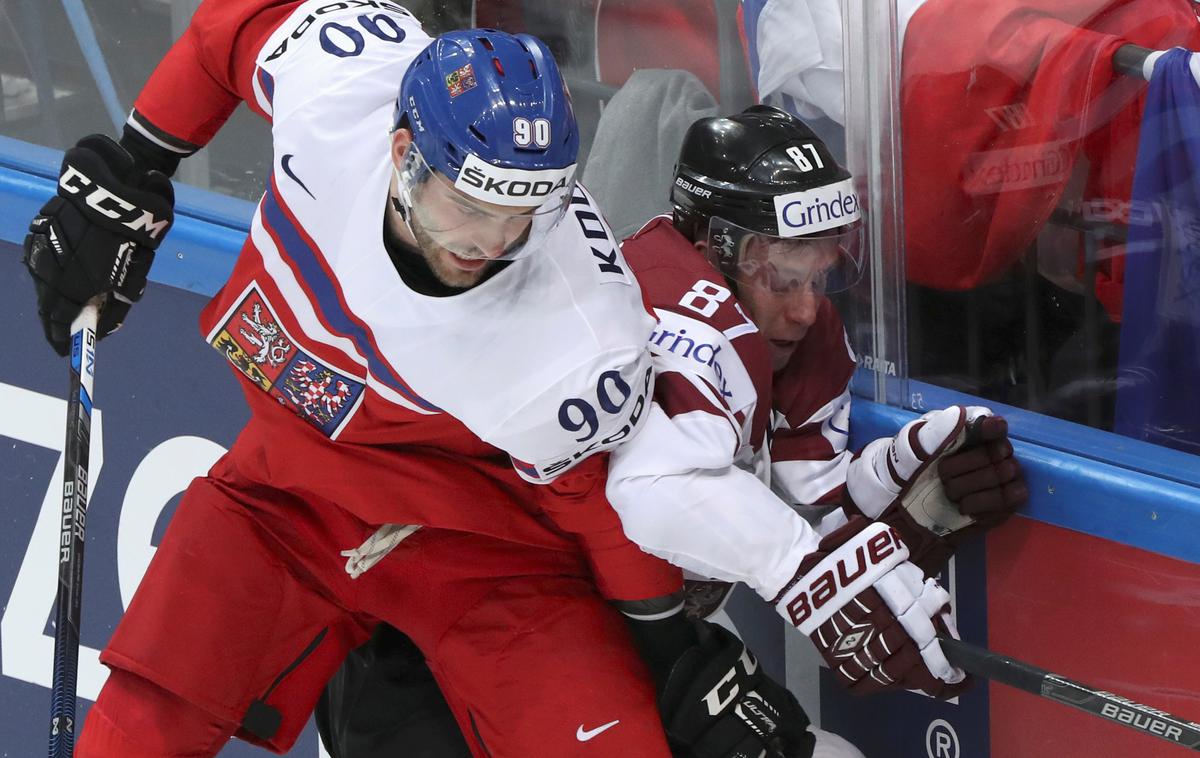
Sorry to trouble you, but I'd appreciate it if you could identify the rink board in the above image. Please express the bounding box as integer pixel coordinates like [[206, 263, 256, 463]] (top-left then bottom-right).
[[823, 406, 1200, 758], [3, 141, 1200, 757]]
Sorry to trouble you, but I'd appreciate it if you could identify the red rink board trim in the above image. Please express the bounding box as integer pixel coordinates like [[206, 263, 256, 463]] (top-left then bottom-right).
[[986, 517, 1200, 758]]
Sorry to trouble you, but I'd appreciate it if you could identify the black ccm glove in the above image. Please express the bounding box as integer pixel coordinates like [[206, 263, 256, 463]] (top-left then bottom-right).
[[24, 134, 174, 355], [658, 621, 816, 758]]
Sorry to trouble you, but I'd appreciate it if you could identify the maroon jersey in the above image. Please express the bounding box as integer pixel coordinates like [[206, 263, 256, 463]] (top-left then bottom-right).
[[606, 217, 853, 598], [624, 217, 856, 507]]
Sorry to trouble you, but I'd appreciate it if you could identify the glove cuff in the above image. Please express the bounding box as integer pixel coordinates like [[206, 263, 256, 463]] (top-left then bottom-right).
[[879, 504, 956, 576]]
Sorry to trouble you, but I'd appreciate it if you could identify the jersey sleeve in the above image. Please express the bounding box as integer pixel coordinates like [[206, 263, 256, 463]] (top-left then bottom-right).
[[129, 0, 298, 152], [604, 307, 821, 600], [605, 390, 822, 600], [128, 0, 426, 154], [485, 346, 683, 604], [494, 347, 656, 484], [531, 454, 684, 604]]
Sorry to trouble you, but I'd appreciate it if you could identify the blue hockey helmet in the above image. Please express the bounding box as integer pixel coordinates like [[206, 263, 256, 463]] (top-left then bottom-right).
[[391, 30, 580, 262], [395, 29, 579, 178]]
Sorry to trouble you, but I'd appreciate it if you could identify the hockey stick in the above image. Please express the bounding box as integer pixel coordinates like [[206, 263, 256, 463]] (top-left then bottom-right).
[[48, 301, 100, 758], [940, 636, 1200, 751]]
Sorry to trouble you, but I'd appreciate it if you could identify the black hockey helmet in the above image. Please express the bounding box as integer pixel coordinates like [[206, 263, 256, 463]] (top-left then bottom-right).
[[672, 105, 863, 293]]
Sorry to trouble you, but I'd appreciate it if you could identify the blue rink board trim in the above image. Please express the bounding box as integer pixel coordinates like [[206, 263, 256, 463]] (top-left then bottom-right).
[[4, 135, 1199, 563], [909, 378, 1200, 491], [851, 400, 1200, 565], [0, 135, 247, 296]]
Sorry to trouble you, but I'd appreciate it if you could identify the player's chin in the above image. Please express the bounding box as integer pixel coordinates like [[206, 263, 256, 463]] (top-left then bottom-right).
[[767, 338, 801, 371], [433, 252, 491, 287]]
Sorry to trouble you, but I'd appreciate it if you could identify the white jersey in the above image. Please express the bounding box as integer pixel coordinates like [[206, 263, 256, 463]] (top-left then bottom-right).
[[177, 1, 654, 482]]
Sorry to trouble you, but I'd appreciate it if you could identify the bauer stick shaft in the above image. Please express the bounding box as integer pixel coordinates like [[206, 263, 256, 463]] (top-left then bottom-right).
[[49, 300, 100, 758], [940, 636, 1200, 751]]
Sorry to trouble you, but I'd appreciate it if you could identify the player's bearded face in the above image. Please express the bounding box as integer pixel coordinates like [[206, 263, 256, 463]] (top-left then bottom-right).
[[737, 235, 840, 371], [409, 178, 534, 287]]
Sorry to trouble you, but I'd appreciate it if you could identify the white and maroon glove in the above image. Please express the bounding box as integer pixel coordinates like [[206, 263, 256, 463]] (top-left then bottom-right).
[[845, 406, 1028, 573], [771, 517, 969, 698]]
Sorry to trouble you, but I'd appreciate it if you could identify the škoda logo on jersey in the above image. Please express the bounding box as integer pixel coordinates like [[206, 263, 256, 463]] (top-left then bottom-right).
[[207, 284, 365, 437]]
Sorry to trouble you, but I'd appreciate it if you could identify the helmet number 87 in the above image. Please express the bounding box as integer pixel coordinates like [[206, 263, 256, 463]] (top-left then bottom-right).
[[514, 117, 552, 148], [786, 144, 825, 172]]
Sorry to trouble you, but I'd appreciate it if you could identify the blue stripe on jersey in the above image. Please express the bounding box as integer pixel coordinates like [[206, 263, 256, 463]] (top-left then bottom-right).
[[260, 180, 440, 412], [257, 67, 275, 105], [742, 0, 766, 84], [511, 457, 541, 480]]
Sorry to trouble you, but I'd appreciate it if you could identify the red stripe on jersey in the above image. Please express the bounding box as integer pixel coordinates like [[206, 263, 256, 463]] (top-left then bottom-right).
[[771, 424, 841, 465], [242, 246, 363, 380], [133, 1, 298, 146], [656, 371, 739, 442], [255, 182, 356, 363]]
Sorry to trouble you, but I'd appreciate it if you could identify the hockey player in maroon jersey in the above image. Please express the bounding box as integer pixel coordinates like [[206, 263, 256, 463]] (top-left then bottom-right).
[[607, 106, 1029, 684], [611, 106, 1029, 586], [318, 106, 1028, 758]]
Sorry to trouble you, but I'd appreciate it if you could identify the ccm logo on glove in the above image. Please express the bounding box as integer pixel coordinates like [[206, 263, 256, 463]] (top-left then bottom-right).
[[702, 647, 758, 716], [59, 165, 171, 240], [782, 524, 906, 630]]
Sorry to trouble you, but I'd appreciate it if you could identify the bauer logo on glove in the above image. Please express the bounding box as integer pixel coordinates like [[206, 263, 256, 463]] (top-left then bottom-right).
[[772, 518, 971, 699], [780, 523, 906, 629]]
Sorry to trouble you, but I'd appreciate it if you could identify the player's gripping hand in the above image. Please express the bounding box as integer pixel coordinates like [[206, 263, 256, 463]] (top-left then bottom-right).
[[23, 134, 174, 355], [658, 621, 816, 758], [772, 517, 969, 698], [845, 405, 1028, 573]]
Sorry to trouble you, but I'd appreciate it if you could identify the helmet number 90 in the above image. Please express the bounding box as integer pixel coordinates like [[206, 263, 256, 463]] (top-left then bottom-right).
[[558, 370, 632, 442], [514, 117, 552, 148]]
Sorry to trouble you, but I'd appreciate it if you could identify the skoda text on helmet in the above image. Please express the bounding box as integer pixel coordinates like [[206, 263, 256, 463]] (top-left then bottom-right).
[[671, 105, 864, 296], [393, 30, 580, 260]]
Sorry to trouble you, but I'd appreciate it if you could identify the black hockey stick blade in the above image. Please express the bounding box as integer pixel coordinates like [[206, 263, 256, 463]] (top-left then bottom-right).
[[940, 636, 1200, 751], [49, 301, 100, 758]]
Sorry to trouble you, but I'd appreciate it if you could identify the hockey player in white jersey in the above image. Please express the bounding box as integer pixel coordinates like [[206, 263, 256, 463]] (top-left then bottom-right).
[[19, 2, 717, 755]]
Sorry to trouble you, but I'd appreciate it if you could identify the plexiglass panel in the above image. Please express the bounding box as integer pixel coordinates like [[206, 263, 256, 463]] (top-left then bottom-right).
[[8, 2, 1198, 451], [892, 0, 1200, 454]]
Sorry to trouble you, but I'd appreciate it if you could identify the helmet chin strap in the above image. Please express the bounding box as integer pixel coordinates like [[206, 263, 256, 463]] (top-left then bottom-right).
[[390, 165, 417, 240]]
